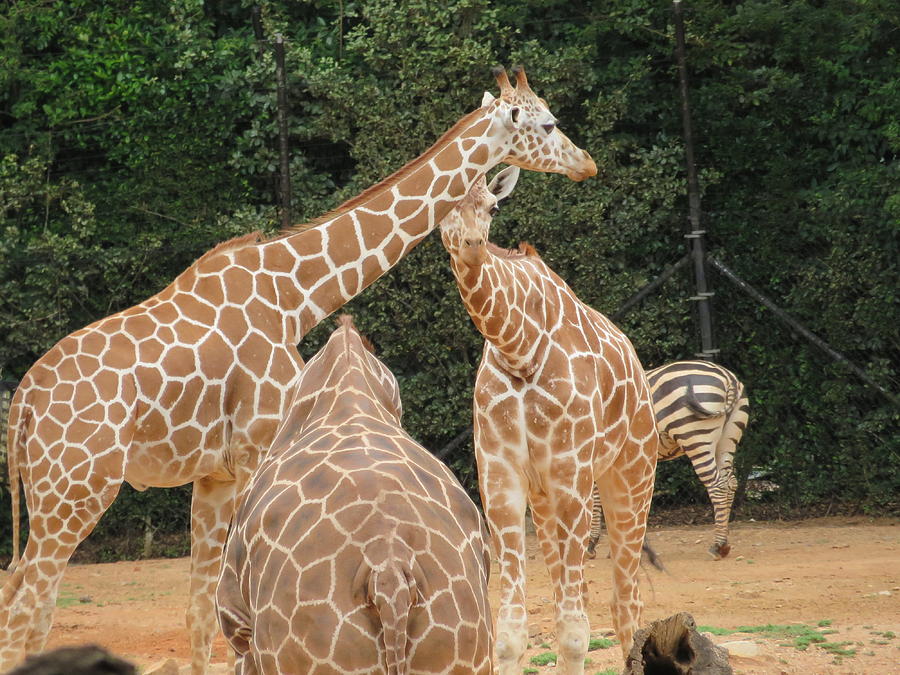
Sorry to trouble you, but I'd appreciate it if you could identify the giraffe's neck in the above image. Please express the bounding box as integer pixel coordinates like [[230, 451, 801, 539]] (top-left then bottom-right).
[[449, 250, 549, 377], [230, 108, 509, 342]]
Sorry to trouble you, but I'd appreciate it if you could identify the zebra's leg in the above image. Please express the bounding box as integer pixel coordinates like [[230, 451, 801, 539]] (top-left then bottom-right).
[[680, 437, 733, 559], [710, 394, 751, 558], [586, 483, 603, 560]]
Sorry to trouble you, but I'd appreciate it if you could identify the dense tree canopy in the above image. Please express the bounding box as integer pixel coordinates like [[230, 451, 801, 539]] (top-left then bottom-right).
[[1, 0, 897, 558]]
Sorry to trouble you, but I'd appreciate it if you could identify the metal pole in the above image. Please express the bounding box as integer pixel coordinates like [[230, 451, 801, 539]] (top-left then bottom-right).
[[611, 254, 690, 322], [709, 255, 899, 408], [673, 0, 717, 360], [273, 34, 292, 230]]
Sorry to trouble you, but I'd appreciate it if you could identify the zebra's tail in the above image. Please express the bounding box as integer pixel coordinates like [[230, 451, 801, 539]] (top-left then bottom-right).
[[684, 380, 725, 418], [363, 529, 419, 675], [641, 541, 666, 572]]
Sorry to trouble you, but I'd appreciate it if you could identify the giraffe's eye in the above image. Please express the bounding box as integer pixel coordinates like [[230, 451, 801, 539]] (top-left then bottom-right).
[[541, 122, 556, 134], [489, 205, 500, 216]]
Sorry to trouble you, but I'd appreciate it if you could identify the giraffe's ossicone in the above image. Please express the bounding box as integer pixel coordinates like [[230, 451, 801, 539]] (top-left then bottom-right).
[[1, 66, 595, 674], [440, 168, 659, 674], [217, 316, 493, 674]]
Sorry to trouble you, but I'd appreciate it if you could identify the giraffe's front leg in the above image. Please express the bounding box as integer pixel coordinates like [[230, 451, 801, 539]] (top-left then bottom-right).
[[476, 447, 529, 674], [187, 477, 237, 675], [595, 440, 656, 660], [531, 459, 593, 675]]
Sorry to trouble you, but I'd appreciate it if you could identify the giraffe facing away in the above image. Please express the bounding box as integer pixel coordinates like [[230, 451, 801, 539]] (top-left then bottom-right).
[[0, 66, 597, 673], [439, 166, 659, 673], [217, 315, 493, 674]]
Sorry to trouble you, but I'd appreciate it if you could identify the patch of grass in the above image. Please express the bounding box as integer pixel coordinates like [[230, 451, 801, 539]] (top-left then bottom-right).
[[529, 652, 557, 666], [698, 625, 736, 636], [700, 623, 850, 655], [592, 670, 618, 675], [882, 631, 896, 639], [539, 642, 550, 649], [55, 593, 81, 608], [588, 637, 616, 650], [819, 641, 857, 657], [817, 619, 833, 627], [522, 669, 539, 674], [583, 657, 592, 666]]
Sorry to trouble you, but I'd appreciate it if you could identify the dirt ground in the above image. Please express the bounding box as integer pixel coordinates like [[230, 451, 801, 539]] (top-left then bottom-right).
[[31, 516, 900, 674]]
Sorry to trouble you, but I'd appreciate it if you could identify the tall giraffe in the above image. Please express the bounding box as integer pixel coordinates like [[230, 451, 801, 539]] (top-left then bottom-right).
[[217, 315, 493, 674], [439, 166, 659, 673], [0, 67, 596, 673]]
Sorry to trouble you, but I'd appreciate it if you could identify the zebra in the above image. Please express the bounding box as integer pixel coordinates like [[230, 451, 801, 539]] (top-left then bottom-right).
[[588, 360, 750, 559]]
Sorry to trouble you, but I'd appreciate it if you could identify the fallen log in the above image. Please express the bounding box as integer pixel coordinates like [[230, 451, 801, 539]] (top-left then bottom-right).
[[622, 612, 732, 674]]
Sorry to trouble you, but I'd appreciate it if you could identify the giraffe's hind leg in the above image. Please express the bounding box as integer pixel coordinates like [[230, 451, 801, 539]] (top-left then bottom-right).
[[0, 449, 124, 670], [187, 477, 238, 675]]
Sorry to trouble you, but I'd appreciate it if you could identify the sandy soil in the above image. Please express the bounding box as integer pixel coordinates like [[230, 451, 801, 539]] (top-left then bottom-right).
[[32, 516, 900, 674]]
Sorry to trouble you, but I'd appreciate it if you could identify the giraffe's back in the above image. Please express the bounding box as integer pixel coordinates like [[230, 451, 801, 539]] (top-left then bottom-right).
[[217, 318, 493, 674]]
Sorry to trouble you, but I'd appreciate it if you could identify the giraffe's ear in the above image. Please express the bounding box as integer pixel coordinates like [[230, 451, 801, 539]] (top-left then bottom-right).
[[488, 165, 520, 202], [481, 91, 496, 107], [502, 105, 521, 132]]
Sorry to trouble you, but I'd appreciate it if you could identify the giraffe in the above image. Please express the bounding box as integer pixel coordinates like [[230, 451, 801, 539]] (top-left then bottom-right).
[[0, 66, 596, 673], [217, 315, 493, 674], [439, 166, 659, 673]]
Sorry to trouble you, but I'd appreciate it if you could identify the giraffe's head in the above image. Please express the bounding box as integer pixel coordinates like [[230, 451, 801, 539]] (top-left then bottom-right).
[[484, 66, 597, 182], [440, 165, 520, 267], [269, 316, 403, 450]]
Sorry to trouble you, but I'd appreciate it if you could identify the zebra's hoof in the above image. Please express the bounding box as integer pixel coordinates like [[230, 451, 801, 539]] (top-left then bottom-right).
[[708, 542, 731, 559], [586, 546, 597, 560]]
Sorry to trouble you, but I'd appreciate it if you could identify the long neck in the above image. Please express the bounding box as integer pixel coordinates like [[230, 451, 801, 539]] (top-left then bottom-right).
[[246, 109, 507, 340], [449, 252, 548, 375]]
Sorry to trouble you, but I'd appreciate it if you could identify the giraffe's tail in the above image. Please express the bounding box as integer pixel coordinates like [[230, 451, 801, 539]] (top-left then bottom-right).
[[4, 386, 27, 572], [361, 529, 421, 675]]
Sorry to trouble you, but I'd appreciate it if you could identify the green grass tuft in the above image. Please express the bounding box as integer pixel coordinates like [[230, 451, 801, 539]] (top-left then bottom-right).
[[529, 652, 557, 666], [698, 625, 736, 636], [819, 641, 857, 657], [588, 637, 617, 650], [55, 593, 82, 608]]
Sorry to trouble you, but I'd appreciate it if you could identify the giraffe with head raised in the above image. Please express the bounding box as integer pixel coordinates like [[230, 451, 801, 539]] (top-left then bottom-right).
[[217, 315, 493, 674], [439, 166, 659, 673], [0, 67, 595, 673]]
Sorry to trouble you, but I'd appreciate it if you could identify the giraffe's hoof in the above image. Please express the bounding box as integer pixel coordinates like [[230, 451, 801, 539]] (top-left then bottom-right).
[[708, 542, 731, 559], [586, 546, 597, 560]]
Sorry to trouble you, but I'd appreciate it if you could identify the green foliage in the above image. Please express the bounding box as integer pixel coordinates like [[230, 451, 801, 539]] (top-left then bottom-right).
[[588, 637, 616, 650], [701, 622, 846, 653], [529, 652, 557, 666], [1, 0, 898, 559]]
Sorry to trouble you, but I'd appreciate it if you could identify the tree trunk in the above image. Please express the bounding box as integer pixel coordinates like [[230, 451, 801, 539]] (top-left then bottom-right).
[[622, 612, 732, 675]]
